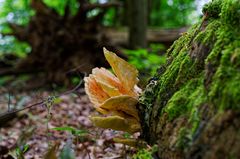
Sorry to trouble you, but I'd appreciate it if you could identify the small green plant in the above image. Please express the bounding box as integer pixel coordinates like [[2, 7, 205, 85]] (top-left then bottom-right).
[[124, 44, 166, 77], [44, 126, 87, 159], [123, 132, 131, 139], [133, 145, 158, 159], [50, 126, 89, 159], [59, 142, 75, 159], [15, 144, 29, 159], [52, 126, 89, 144], [52, 126, 88, 137], [43, 95, 63, 147]]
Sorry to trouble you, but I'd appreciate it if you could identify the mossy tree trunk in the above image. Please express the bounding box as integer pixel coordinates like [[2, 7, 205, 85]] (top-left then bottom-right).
[[139, 0, 240, 158]]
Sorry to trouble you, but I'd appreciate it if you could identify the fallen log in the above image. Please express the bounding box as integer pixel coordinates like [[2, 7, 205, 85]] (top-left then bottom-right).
[[103, 27, 188, 47]]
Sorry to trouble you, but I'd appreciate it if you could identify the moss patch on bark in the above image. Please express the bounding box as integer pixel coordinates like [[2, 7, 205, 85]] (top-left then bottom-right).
[[139, 0, 240, 158]]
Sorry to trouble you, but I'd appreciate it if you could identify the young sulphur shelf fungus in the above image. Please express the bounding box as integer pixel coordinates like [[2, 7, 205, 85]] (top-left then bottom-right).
[[84, 48, 142, 134]]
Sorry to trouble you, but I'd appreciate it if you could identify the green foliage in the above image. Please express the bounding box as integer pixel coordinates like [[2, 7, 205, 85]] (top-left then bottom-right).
[[103, 8, 117, 26], [150, 0, 196, 28], [0, 0, 79, 57], [0, 76, 12, 85], [0, 0, 207, 57], [49, 126, 89, 159], [124, 44, 166, 77], [43, 0, 79, 16], [0, 0, 33, 28], [15, 144, 29, 159], [52, 126, 88, 137], [132, 145, 157, 159], [101, 0, 202, 28], [123, 132, 131, 139], [133, 149, 152, 159], [60, 143, 75, 159], [0, 36, 31, 57], [0, 0, 32, 57]]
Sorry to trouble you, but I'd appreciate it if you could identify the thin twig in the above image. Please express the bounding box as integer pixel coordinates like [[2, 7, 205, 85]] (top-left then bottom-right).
[[0, 80, 84, 122], [8, 92, 11, 112]]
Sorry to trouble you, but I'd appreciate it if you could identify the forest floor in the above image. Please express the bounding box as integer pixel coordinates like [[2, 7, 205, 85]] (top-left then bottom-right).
[[0, 87, 137, 159]]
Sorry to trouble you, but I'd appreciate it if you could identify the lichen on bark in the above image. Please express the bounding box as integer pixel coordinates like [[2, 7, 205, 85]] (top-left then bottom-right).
[[139, 0, 240, 158]]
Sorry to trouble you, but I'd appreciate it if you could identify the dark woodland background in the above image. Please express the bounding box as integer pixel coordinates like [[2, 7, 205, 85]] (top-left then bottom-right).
[[0, 0, 208, 88]]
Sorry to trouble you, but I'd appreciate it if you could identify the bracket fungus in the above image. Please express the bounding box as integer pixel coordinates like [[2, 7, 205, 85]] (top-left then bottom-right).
[[84, 48, 142, 134]]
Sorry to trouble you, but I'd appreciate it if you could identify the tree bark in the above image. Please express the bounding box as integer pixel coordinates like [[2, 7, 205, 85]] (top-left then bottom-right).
[[139, 0, 240, 158], [128, 0, 147, 49]]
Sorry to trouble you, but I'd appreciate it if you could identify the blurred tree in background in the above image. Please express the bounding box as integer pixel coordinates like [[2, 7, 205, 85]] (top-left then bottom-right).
[[0, 0, 203, 56], [149, 0, 196, 27], [0, 0, 207, 86], [128, 0, 147, 49]]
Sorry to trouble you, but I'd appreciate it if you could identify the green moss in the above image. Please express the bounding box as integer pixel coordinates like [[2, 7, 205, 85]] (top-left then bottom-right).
[[173, 0, 240, 148], [209, 42, 240, 110], [202, 0, 222, 18], [194, 19, 221, 45], [221, 0, 240, 29], [140, 0, 240, 151], [164, 76, 206, 121], [228, 155, 238, 159], [139, 25, 199, 121], [139, 79, 159, 128], [168, 24, 199, 58], [153, 25, 200, 100], [159, 51, 188, 94], [168, 82, 206, 148], [188, 84, 206, 133], [174, 55, 197, 86], [176, 128, 192, 149], [205, 5, 240, 112], [205, 27, 226, 66]]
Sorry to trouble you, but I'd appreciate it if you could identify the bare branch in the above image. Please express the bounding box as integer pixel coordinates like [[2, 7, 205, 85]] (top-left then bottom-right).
[[0, 80, 84, 127]]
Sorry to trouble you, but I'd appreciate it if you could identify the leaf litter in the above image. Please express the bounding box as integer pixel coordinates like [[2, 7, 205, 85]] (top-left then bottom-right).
[[0, 88, 137, 158]]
